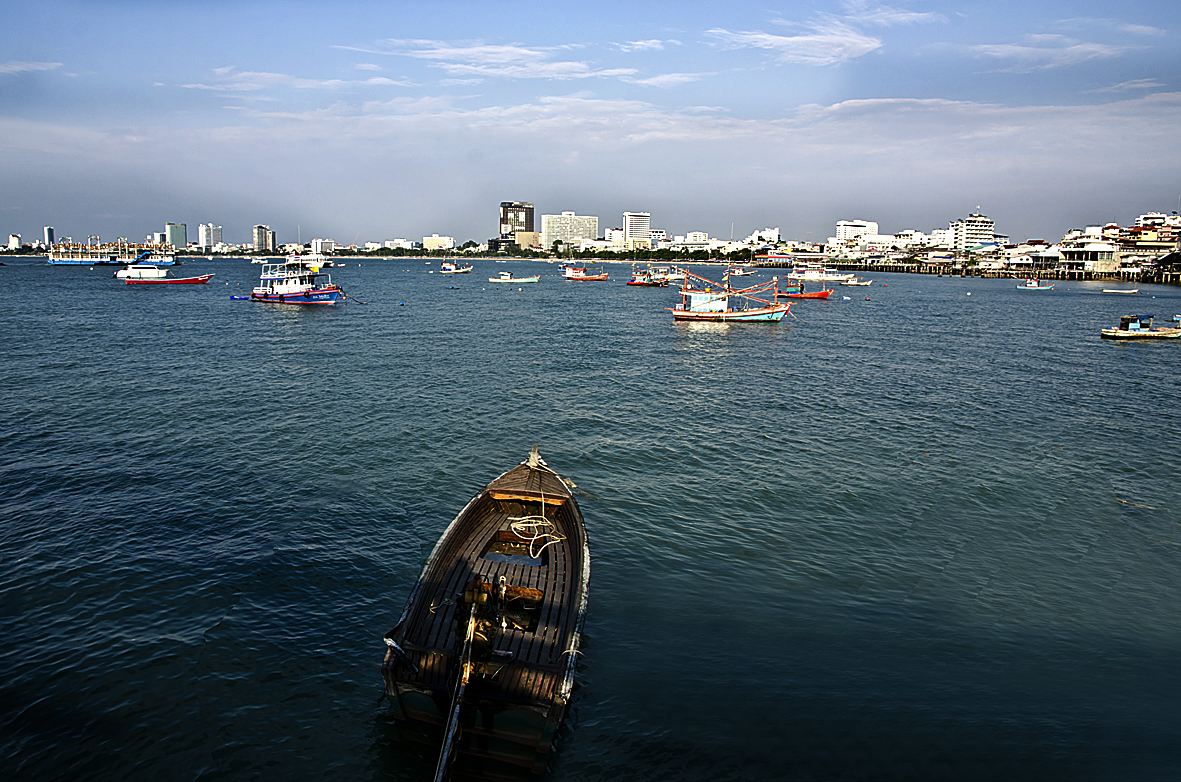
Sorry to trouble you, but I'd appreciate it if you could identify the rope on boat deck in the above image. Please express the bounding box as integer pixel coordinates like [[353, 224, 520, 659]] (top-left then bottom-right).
[[506, 470, 567, 558]]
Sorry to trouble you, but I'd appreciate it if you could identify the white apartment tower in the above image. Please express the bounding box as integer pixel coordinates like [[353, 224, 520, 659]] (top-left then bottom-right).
[[835, 220, 879, 242], [164, 222, 187, 249], [198, 223, 223, 250], [540, 211, 599, 249], [622, 211, 651, 250], [252, 224, 276, 253], [949, 210, 996, 251]]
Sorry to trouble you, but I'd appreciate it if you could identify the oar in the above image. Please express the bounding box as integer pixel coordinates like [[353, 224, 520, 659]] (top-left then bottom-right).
[[433, 603, 477, 782]]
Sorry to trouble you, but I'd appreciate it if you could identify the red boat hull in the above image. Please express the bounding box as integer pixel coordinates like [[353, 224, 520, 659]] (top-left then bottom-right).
[[125, 274, 215, 285], [778, 288, 832, 299], [566, 274, 609, 282]]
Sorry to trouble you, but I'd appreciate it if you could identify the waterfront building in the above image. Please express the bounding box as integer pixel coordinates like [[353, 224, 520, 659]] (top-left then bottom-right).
[[948, 210, 995, 252], [1134, 211, 1181, 228], [423, 233, 455, 252], [7, 233, 21, 250], [164, 222, 187, 250], [835, 219, 878, 242], [513, 231, 542, 250], [1059, 240, 1119, 274], [43, 226, 54, 247], [384, 239, 413, 250], [310, 238, 335, 254], [649, 228, 667, 243], [622, 211, 651, 251], [540, 211, 598, 250], [252, 224, 277, 253], [499, 201, 535, 238], [197, 223, 222, 250], [604, 227, 626, 249]]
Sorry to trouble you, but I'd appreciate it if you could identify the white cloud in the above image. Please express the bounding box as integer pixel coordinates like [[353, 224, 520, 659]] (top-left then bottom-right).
[[338, 39, 637, 81], [706, 21, 881, 66], [0, 61, 63, 75], [181, 67, 412, 92], [968, 36, 1125, 71], [1092, 78, 1166, 93], [615, 39, 682, 52], [840, 1, 944, 26], [1119, 23, 1166, 36], [354, 63, 382, 71], [625, 72, 712, 87]]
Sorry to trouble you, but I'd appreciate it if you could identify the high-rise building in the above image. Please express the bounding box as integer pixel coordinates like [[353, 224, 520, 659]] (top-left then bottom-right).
[[164, 222, 187, 249], [252, 224, 276, 253], [540, 211, 599, 250], [948, 210, 996, 251], [422, 233, 455, 251], [622, 211, 651, 250], [499, 201, 535, 238], [7, 233, 21, 250], [198, 223, 222, 250], [43, 226, 55, 247], [311, 238, 335, 254], [835, 220, 878, 242]]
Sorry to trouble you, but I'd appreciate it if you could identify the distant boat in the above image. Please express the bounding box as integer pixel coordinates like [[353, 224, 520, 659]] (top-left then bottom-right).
[[440, 261, 474, 275], [650, 265, 685, 282], [125, 273, 215, 285], [49, 240, 175, 266], [250, 253, 345, 305], [114, 264, 169, 280], [725, 266, 756, 277], [1102, 287, 1139, 295], [778, 286, 834, 300], [1017, 278, 1054, 290], [382, 448, 589, 779], [787, 263, 855, 283], [626, 264, 670, 287], [562, 265, 608, 282], [1101, 314, 1181, 340], [841, 278, 873, 287], [670, 270, 791, 322], [488, 271, 540, 284]]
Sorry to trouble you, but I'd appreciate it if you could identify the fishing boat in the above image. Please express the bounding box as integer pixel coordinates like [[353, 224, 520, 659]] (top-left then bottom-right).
[[626, 265, 670, 287], [1102, 287, 1139, 295], [841, 278, 873, 287], [124, 273, 214, 285], [250, 253, 345, 305], [49, 240, 175, 266], [1016, 278, 1054, 290], [778, 282, 833, 300], [1100, 314, 1181, 340], [650, 265, 685, 282], [440, 261, 474, 275], [725, 265, 756, 277], [562, 265, 608, 282], [488, 271, 540, 284], [382, 448, 590, 779], [670, 270, 790, 322]]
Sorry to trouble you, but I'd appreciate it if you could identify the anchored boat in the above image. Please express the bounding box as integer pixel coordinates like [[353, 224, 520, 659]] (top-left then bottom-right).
[[626, 264, 670, 287], [670, 270, 791, 322], [250, 253, 344, 305], [382, 448, 590, 779], [124, 273, 214, 285], [488, 271, 540, 284], [1017, 278, 1054, 290], [562, 265, 608, 282], [440, 261, 474, 275], [1100, 314, 1181, 340]]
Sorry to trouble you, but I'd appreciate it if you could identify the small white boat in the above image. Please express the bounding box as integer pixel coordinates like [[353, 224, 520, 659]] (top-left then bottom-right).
[[726, 266, 756, 277], [841, 278, 872, 287], [114, 264, 168, 280], [1101, 314, 1181, 340], [1016, 278, 1054, 290], [1102, 288, 1139, 295], [440, 261, 473, 275], [488, 271, 540, 284]]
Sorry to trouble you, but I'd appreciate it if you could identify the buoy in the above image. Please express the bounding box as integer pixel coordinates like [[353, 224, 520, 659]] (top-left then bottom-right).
[[966, 292, 972, 296]]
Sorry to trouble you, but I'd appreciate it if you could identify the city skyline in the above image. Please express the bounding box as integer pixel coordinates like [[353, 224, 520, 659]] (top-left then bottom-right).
[[2, 1, 1179, 244]]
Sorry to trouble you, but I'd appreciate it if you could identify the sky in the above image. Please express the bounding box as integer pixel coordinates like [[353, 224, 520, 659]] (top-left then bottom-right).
[[2, 0, 1179, 245]]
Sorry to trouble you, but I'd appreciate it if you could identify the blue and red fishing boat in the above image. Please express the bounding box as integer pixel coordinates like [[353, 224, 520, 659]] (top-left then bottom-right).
[[670, 270, 791, 322], [250, 253, 345, 305]]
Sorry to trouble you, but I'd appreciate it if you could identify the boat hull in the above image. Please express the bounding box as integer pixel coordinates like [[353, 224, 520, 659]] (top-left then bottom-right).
[[565, 274, 608, 281], [1100, 328, 1181, 340], [489, 276, 540, 283], [126, 274, 214, 285], [250, 288, 342, 305], [672, 304, 789, 322], [778, 289, 833, 300], [1102, 289, 1139, 295]]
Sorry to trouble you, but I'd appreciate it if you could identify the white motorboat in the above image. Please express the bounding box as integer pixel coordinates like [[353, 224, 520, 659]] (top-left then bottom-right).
[[114, 264, 169, 280]]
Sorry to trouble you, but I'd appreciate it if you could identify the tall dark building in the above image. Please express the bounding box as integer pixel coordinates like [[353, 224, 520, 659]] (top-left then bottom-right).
[[499, 201, 534, 238]]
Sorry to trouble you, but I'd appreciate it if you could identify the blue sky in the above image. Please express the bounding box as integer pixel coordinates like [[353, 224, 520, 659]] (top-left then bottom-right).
[[2, 0, 1178, 245]]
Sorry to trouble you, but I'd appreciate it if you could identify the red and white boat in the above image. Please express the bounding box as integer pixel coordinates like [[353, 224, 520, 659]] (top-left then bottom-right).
[[124, 273, 215, 285], [562, 265, 609, 282], [670, 270, 790, 322], [777, 285, 833, 300]]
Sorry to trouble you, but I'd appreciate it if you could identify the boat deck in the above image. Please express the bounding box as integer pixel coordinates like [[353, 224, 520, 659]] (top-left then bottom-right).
[[392, 463, 584, 708]]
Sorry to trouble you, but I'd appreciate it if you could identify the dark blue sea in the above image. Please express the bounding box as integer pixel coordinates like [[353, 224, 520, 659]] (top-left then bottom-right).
[[2, 257, 1179, 781]]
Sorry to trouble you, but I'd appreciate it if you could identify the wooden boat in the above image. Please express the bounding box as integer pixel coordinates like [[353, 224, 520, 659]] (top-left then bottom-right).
[[382, 448, 590, 779], [725, 266, 756, 277], [778, 285, 833, 300], [1016, 278, 1054, 290], [488, 271, 540, 284], [1100, 314, 1181, 340], [440, 261, 474, 275], [626, 265, 669, 287], [562, 265, 608, 282], [1102, 288, 1139, 295], [125, 273, 214, 285], [670, 270, 790, 322]]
